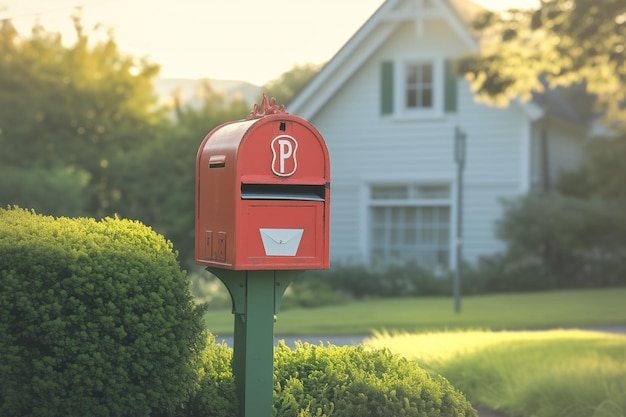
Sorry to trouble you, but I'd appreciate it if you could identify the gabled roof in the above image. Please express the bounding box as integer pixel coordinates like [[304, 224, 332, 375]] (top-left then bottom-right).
[[288, 0, 483, 119], [532, 79, 596, 128]]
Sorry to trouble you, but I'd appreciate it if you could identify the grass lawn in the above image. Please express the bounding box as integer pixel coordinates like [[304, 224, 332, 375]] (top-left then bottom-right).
[[367, 330, 626, 417], [202, 287, 626, 336]]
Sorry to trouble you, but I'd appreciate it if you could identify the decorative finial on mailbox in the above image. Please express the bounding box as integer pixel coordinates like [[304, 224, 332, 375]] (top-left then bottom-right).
[[247, 94, 287, 120]]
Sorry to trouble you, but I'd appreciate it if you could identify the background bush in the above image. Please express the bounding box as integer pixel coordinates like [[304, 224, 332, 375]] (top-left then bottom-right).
[[187, 339, 476, 417], [0, 208, 207, 417], [0, 166, 91, 217], [303, 263, 450, 300], [497, 194, 626, 289]]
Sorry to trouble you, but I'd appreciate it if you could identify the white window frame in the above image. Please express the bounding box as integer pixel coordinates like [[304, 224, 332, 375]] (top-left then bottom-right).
[[394, 57, 444, 120], [366, 182, 453, 270]]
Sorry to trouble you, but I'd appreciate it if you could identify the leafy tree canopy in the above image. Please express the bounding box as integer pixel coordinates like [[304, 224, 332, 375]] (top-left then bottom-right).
[[0, 16, 166, 172], [107, 82, 250, 268], [262, 62, 322, 106], [0, 15, 168, 215], [461, 0, 626, 125]]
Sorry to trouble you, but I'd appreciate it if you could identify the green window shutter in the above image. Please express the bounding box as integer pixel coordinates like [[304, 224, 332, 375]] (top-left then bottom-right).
[[444, 59, 458, 113], [381, 61, 394, 115]]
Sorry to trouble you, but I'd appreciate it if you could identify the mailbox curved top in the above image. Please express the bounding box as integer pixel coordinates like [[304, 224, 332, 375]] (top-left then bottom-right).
[[196, 113, 330, 186]]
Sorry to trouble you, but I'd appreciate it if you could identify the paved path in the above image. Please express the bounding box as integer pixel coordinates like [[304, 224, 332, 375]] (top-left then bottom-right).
[[215, 326, 626, 348], [215, 334, 370, 348], [215, 335, 372, 348]]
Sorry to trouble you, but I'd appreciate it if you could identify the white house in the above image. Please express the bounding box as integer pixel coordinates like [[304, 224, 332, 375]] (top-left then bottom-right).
[[288, 0, 587, 270]]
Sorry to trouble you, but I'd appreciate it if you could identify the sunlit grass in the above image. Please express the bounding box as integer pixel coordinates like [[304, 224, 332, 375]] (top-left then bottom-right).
[[366, 330, 626, 417]]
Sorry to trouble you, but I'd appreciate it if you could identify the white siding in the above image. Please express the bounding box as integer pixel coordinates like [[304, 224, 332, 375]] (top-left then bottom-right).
[[299, 17, 531, 267]]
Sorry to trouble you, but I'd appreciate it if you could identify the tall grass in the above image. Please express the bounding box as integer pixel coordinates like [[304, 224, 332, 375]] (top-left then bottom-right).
[[367, 330, 626, 417]]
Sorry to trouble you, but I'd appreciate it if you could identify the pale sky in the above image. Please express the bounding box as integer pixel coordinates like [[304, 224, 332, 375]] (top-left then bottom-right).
[[1, 0, 539, 86]]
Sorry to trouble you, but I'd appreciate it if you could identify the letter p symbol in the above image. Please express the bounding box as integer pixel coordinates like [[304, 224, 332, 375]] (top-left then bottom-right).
[[271, 135, 298, 177]]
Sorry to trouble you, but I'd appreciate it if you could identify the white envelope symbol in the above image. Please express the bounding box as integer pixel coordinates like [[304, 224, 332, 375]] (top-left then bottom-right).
[[259, 228, 304, 256]]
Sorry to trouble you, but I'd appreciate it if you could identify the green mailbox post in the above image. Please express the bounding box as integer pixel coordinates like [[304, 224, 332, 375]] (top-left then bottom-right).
[[195, 96, 331, 417]]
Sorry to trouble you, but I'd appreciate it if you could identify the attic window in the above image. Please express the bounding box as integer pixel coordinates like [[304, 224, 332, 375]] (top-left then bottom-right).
[[405, 62, 433, 109], [381, 58, 456, 119]]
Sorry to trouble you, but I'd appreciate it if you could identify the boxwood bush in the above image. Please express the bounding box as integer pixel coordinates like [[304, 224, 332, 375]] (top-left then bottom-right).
[[181, 334, 237, 417], [188, 338, 476, 417], [273, 343, 476, 417], [0, 208, 207, 417]]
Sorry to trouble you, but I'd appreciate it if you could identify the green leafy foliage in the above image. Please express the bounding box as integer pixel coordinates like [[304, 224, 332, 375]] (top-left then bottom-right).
[[559, 132, 626, 201], [180, 334, 237, 417], [0, 17, 318, 270], [187, 340, 476, 417], [263, 63, 322, 105], [459, 255, 556, 294], [303, 263, 451, 299], [273, 343, 476, 417], [461, 0, 626, 123], [0, 165, 91, 217], [0, 208, 207, 417], [281, 278, 347, 310], [106, 82, 250, 269], [0, 18, 166, 170], [0, 17, 168, 216], [496, 194, 626, 288]]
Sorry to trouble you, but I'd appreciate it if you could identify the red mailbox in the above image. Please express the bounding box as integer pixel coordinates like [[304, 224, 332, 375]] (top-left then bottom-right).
[[195, 98, 330, 270]]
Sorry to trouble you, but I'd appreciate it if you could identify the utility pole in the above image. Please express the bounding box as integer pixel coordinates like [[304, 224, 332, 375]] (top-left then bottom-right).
[[454, 126, 466, 314]]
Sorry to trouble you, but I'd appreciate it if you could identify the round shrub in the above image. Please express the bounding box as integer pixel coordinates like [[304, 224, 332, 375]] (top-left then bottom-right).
[[273, 343, 477, 417], [188, 339, 476, 417], [0, 208, 207, 417]]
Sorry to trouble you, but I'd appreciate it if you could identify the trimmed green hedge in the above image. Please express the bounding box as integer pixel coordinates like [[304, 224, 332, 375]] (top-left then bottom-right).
[[188, 338, 476, 417], [273, 343, 476, 417], [0, 208, 207, 417]]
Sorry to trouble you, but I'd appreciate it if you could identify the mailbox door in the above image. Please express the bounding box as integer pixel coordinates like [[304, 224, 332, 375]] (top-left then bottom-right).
[[236, 200, 327, 269]]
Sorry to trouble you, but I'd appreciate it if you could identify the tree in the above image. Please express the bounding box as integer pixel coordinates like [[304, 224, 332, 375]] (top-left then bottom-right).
[[262, 63, 322, 106], [0, 16, 167, 215], [107, 82, 250, 268], [460, 0, 626, 125], [558, 131, 626, 200]]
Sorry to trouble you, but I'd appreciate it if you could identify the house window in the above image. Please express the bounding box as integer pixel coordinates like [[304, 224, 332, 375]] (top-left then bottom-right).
[[369, 184, 451, 269], [405, 62, 433, 109], [381, 58, 457, 117]]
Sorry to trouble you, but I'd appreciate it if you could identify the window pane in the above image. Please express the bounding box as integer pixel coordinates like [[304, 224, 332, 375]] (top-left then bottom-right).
[[369, 202, 450, 269], [406, 89, 417, 108], [422, 207, 434, 222], [404, 62, 434, 110], [372, 186, 408, 199], [405, 207, 417, 222], [422, 63, 432, 83], [369, 184, 451, 268], [391, 207, 404, 222], [422, 88, 432, 107]]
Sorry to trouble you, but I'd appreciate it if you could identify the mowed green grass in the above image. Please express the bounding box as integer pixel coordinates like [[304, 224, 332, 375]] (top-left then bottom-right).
[[367, 330, 626, 417], [203, 287, 626, 336]]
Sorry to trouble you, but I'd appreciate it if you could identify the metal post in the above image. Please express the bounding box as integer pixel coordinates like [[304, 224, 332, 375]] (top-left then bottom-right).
[[454, 127, 466, 314], [209, 268, 296, 417]]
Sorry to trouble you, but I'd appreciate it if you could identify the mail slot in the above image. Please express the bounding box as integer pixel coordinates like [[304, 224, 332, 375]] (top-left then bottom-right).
[[195, 98, 330, 270]]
